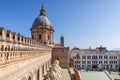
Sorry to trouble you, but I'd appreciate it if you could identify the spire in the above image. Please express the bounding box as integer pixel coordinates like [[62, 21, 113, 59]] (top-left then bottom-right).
[[41, 2, 44, 9], [40, 4, 46, 16]]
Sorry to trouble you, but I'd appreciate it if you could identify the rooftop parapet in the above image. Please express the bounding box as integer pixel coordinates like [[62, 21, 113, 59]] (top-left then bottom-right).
[[0, 27, 51, 48]]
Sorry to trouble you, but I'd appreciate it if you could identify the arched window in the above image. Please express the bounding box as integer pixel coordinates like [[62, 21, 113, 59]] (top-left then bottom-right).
[[48, 35, 50, 40], [39, 35, 41, 40], [6, 33, 9, 38], [13, 34, 15, 40]]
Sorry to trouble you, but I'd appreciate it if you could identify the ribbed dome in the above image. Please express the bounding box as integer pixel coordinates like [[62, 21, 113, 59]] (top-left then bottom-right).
[[31, 5, 53, 29], [32, 16, 52, 28]]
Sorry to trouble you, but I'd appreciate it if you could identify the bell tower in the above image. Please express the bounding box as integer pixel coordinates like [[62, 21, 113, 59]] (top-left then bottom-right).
[[60, 35, 64, 47], [30, 5, 54, 45]]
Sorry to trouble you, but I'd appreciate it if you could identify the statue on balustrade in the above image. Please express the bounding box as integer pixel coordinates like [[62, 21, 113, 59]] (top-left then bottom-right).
[[53, 58, 62, 71], [44, 58, 62, 80]]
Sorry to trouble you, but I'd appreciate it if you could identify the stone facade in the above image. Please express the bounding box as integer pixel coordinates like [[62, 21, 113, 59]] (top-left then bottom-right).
[[30, 6, 54, 45], [0, 27, 52, 80], [70, 46, 120, 70], [0, 5, 70, 80], [52, 35, 70, 68], [31, 27, 54, 45], [52, 47, 69, 68]]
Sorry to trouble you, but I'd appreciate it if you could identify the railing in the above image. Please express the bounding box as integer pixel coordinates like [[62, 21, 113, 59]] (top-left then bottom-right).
[[104, 70, 114, 80], [0, 50, 51, 66]]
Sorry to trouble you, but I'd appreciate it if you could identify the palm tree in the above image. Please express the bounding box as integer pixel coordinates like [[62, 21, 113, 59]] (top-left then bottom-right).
[[75, 53, 80, 69]]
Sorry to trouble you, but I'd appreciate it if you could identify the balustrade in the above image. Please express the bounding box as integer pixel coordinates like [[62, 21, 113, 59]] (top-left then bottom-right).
[[0, 27, 52, 66], [0, 49, 51, 66]]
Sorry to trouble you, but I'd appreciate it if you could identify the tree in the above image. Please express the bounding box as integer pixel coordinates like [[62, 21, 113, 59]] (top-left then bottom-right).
[[75, 53, 80, 59], [75, 53, 80, 69]]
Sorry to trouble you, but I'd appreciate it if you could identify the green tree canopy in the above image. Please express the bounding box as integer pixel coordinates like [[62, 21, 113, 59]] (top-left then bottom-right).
[[75, 53, 80, 59]]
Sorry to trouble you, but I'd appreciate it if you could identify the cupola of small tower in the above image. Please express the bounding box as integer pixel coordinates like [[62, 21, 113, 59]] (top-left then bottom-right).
[[60, 35, 64, 47], [40, 5, 46, 16]]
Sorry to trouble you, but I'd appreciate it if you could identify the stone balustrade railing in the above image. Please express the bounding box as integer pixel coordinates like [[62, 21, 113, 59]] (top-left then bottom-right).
[[0, 27, 53, 66], [0, 50, 51, 66], [0, 27, 50, 46]]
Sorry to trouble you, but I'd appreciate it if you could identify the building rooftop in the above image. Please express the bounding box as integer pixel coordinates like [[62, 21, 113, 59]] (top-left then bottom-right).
[[80, 71, 113, 80]]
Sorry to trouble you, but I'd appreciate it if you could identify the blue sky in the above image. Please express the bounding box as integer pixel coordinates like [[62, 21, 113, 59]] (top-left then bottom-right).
[[0, 0, 120, 50]]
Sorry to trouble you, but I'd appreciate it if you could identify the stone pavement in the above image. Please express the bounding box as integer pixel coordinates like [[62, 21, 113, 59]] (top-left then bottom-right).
[[110, 72, 120, 79]]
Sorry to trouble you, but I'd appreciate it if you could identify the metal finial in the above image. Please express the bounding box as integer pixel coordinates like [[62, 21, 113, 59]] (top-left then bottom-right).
[[42, 0, 44, 9]]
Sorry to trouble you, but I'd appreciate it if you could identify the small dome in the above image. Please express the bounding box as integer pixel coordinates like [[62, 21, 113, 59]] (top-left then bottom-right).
[[32, 16, 52, 28]]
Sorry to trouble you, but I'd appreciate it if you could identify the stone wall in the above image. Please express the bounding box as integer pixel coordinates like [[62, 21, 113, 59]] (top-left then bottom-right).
[[52, 47, 69, 68], [0, 53, 51, 80]]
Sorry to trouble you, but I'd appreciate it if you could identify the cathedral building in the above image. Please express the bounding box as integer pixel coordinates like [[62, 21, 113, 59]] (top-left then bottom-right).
[[1, 3, 117, 80], [0, 5, 70, 80], [30, 5, 69, 68]]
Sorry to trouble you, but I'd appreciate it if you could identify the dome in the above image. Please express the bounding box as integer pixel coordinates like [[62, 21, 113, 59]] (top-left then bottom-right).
[[31, 6, 52, 29], [32, 16, 52, 28]]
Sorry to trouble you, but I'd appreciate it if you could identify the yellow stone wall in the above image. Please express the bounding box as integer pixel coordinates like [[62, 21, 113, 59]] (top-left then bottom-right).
[[52, 47, 69, 68]]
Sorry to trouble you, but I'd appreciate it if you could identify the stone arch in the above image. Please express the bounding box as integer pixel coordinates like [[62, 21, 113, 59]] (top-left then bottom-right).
[[20, 76, 27, 80], [27, 72, 33, 80]]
